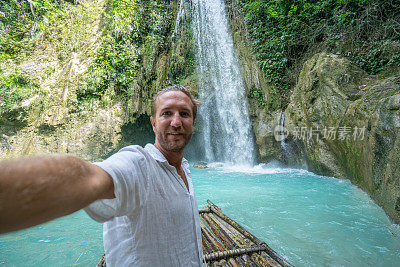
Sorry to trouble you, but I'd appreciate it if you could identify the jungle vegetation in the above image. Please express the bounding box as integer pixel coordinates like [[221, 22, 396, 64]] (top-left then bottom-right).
[[239, 0, 400, 108]]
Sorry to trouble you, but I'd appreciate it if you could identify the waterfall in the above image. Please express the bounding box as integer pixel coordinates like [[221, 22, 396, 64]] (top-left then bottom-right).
[[172, 0, 185, 41], [190, 0, 255, 165], [279, 112, 289, 163]]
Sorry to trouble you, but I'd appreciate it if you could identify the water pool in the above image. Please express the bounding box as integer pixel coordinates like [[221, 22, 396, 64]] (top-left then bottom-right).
[[1, 165, 399, 266]]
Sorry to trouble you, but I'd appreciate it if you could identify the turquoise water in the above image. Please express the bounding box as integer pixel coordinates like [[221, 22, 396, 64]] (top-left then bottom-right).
[[0, 211, 103, 266], [1, 165, 400, 266]]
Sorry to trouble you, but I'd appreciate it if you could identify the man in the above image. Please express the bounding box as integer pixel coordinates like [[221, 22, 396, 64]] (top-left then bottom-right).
[[0, 85, 203, 266]]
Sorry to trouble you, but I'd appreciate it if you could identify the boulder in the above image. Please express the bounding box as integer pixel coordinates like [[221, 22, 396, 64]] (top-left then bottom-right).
[[193, 162, 208, 169]]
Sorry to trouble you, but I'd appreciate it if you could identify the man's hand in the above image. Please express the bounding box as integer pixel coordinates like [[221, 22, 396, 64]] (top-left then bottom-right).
[[0, 154, 114, 234]]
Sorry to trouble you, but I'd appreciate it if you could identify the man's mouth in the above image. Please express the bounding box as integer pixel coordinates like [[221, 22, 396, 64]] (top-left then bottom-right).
[[167, 132, 184, 136]]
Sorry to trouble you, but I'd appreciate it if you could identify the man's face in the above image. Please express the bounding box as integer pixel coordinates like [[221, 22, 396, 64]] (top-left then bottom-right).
[[151, 91, 195, 153]]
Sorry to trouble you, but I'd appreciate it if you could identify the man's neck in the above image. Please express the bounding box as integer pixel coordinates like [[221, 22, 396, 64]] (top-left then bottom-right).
[[154, 144, 184, 170], [154, 143, 189, 192]]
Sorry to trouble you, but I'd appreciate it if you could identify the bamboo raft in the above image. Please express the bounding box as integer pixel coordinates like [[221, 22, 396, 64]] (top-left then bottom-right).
[[97, 200, 293, 266]]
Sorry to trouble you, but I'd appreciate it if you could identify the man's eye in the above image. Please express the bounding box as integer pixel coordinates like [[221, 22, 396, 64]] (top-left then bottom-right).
[[161, 111, 171, 116], [180, 112, 190, 117]]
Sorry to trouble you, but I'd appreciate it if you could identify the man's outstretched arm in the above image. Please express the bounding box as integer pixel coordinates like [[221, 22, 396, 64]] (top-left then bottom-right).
[[0, 154, 114, 234]]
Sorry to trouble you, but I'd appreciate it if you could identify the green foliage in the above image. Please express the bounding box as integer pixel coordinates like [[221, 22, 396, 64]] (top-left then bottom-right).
[[78, 0, 140, 101], [239, 0, 400, 109], [170, 55, 195, 85], [106, 0, 139, 37], [76, 66, 108, 102], [39, 0, 106, 64], [0, 0, 62, 60], [0, 0, 103, 62], [249, 87, 281, 110], [78, 0, 174, 102], [249, 88, 267, 107], [170, 3, 196, 85], [0, 70, 39, 120]]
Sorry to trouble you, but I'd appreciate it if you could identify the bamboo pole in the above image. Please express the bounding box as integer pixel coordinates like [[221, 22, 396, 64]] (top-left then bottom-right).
[[204, 246, 270, 261], [249, 253, 266, 266], [207, 212, 244, 248], [241, 254, 257, 266], [203, 213, 235, 250], [201, 219, 226, 252], [201, 216, 221, 254], [208, 213, 251, 248], [199, 206, 212, 214], [207, 200, 264, 245], [201, 215, 226, 252], [234, 256, 245, 266], [207, 200, 293, 267], [201, 230, 213, 254], [250, 251, 280, 267], [200, 217, 221, 253], [260, 251, 281, 266], [203, 206, 265, 266], [96, 253, 106, 267], [228, 258, 240, 267], [219, 259, 230, 267]]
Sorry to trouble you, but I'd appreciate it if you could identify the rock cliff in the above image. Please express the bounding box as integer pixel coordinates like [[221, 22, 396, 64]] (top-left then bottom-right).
[[285, 53, 400, 222], [0, 0, 190, 161], [225, 0, 400, 223]]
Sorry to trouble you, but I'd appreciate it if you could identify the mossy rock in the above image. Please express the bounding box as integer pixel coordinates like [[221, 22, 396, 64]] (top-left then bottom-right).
[[286, 52, 400, 223]]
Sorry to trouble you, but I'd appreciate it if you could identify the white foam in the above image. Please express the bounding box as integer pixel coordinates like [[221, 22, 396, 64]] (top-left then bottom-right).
[[203, 161, 312, 175]]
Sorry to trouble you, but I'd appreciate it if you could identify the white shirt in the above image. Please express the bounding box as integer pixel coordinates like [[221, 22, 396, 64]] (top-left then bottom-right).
[[84, 144, 203, 266]]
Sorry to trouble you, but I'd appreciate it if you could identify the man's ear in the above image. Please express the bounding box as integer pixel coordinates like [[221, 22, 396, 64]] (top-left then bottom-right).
[[150, 116, 156, 132]]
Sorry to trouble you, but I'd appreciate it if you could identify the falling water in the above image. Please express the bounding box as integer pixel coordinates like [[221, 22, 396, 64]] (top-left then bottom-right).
[[190, 0, 255, 165], [172, 0, 185, 41], [280, 112, 289, 163]]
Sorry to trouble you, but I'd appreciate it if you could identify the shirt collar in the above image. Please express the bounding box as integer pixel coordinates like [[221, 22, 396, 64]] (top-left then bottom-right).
[[144, 144, 189, 167]]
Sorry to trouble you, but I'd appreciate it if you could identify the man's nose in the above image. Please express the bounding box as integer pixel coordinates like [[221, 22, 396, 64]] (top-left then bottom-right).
[[170, 113, 182, 127]]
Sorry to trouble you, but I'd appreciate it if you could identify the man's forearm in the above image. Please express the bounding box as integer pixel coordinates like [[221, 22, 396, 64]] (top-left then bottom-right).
[[0, 154, 114, 234]]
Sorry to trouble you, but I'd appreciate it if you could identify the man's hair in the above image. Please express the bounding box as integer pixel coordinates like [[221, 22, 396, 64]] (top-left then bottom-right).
[[151, 85, 200, 120]]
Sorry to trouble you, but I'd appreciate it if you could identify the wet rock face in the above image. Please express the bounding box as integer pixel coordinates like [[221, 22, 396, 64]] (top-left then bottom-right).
[[252, 110, 281, 162], [0, 104, 124, 162], [0, 106, 155, 162], [285, 53, 400, 222]]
